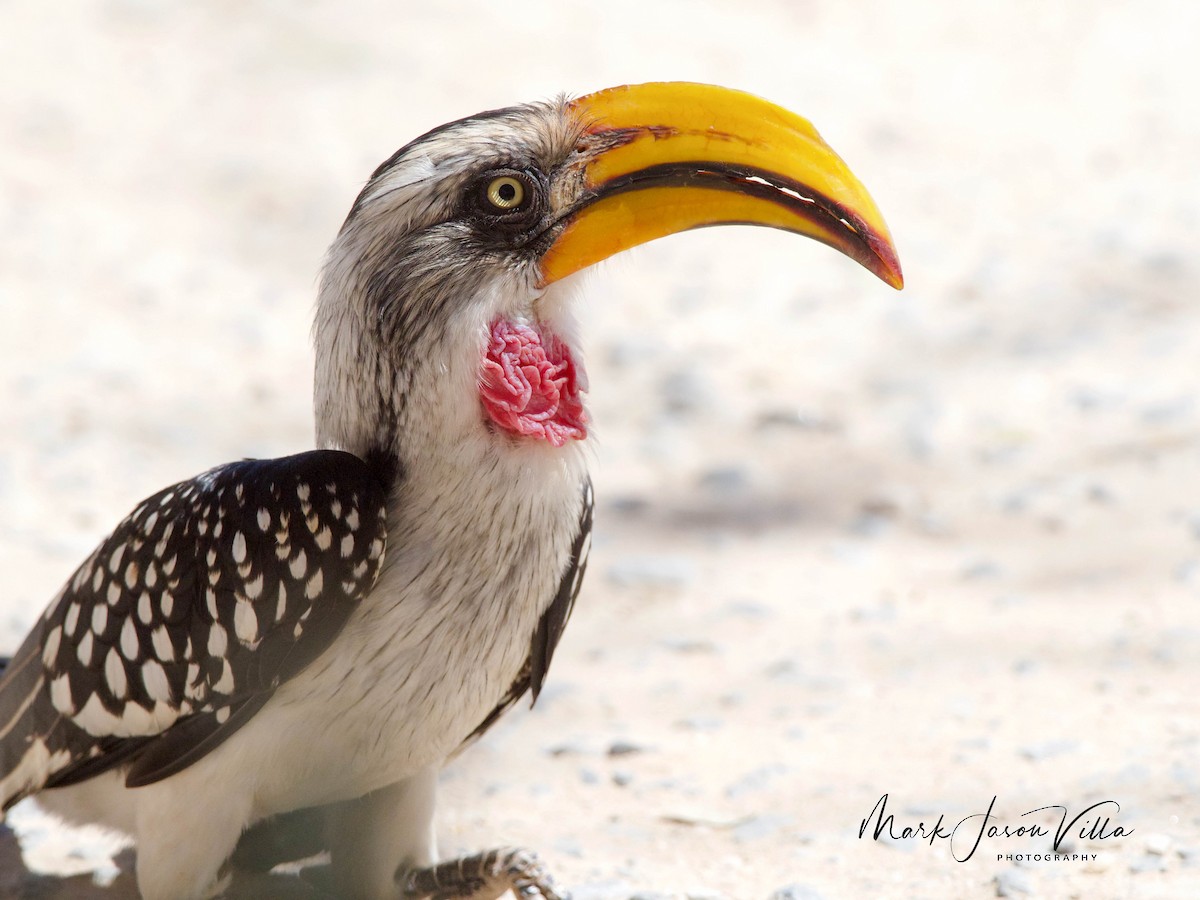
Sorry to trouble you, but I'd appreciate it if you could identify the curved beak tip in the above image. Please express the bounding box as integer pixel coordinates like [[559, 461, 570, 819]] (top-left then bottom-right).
[[871, 237, 905, 290]]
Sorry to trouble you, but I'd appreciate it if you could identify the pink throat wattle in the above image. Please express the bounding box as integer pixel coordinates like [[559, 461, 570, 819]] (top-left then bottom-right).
[[479, 318, 587, 447]]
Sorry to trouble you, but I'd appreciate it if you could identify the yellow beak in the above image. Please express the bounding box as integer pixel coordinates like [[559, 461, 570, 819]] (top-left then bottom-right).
[[539, 82, 903, 290]]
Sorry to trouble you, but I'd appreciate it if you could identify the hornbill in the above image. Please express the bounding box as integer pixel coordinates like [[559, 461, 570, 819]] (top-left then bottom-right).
[[0, 82, 902, 899]]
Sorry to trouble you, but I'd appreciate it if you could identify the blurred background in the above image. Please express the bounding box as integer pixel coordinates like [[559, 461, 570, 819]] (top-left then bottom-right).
[[1, 1, 1197, 897]]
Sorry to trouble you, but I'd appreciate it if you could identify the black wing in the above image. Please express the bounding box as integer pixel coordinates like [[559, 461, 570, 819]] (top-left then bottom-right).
[[465, 479, 593, 745], [0, 449, 390, 808]]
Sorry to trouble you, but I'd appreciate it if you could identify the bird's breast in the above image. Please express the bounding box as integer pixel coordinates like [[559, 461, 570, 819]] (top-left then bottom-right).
[[249, 443, 587, 809]]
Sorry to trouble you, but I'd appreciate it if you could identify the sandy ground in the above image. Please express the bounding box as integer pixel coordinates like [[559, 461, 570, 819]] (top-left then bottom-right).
[[1, 1, 1199, 897]]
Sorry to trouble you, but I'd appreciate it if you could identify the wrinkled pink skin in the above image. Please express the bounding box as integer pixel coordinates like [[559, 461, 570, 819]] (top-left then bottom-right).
[[479, 319, 587, 447]]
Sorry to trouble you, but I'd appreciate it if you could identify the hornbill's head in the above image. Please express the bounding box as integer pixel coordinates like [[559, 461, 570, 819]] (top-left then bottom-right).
[[314, 82, 902, 462]]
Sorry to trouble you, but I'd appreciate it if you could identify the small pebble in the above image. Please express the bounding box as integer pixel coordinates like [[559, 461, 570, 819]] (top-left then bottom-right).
[[961, 560, 1002, 581], [1019, 739, 1079, 761], [554, 837, 584, 858], [768, 885, 826, 900], [606, 556, 696, 590], [608, 739, 648, 757], [721, 600, 771, 618], [697, 466, 750, 492], [754, 408, 839, 432], [1129, 854, 1168, 874], [1144, 833, 1171, 855], [848, 512, 890, 538], [660, 637, 720, 655], [994, 868, 1033, 896], [660, 368, 711, 414], [545, 741, 587, 757], [733, 813, 791, 842], [676, 715, 724, 732], [725, 763, 789, 798]]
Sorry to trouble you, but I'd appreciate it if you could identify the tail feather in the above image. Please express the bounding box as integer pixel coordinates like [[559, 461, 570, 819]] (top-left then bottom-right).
[[0, 623, 55, 813]]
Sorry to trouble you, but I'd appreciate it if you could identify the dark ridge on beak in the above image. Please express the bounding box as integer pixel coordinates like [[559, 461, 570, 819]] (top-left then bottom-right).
[[578, 160, 902, 285]]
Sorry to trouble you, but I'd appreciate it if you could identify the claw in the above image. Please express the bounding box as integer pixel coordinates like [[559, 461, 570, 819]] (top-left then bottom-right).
[[400, 847, 566, 900]]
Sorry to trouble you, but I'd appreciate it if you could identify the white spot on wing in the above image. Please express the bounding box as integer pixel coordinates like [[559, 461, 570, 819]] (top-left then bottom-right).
[[232, 531, 247, 564], [213, 660, 235, 694], [42, 626, 62, 667], [118, 700, 156, 735], [91, 604, 108, 636], [141, 659, 172, 704], [49, 674, 73, 715], [121, 618, 139, 660], [244, 573, 264, 600], [289, 550, 307, 580], [0, 741, 72, 802], [138, 592, 153, 624], [77, 631, 94, 666], [105, 648, 128, 699], [234, 598, 258, 645], [150, 700, 180, 731], [208, 623, 228, 657], [151, 626, 174, 662], [305, 570, 324, 599], [73, 693, 121, 736], [108, 544, 126, 574], [257, 508, 271, 531]]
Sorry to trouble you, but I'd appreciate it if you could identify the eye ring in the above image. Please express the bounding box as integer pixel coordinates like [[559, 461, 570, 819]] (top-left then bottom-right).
[[486, 175, 526, 211]]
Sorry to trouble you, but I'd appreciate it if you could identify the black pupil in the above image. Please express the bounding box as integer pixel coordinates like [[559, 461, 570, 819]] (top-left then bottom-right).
[[498, 182, 517, 203]]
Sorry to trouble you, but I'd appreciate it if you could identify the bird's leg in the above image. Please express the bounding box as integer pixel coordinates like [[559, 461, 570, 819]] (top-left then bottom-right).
[[132, 768, 253, 900], [328, 768, 439, 898], [399, 847, 566, 900]]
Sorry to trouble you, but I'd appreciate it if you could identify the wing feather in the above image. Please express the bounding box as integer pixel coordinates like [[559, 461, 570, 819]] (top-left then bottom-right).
[[0, 449, 391, 807]]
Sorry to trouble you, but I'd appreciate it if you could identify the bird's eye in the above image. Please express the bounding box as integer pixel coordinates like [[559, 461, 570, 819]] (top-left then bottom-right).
[[486, 176, 526, 211]]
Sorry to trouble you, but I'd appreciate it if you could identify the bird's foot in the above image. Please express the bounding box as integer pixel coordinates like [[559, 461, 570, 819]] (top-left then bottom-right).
[[399, 847, 566, 900]]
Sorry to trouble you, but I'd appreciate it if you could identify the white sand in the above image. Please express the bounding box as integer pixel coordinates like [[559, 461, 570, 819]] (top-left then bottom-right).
[[1, 1, 1198, 897]]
